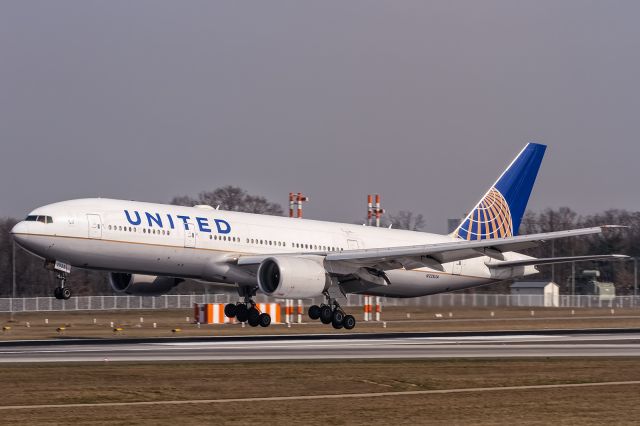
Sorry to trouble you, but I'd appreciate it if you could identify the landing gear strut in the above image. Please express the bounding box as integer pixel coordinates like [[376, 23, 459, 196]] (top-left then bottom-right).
[[308, 292, 356, 330], [53, 272, 71, 300], [224, 287, 271, 327]]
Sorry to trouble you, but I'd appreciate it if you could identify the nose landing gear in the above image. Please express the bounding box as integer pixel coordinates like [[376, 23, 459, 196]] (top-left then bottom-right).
[[308, 292, 356, 330], [53, 272, 71, 300]]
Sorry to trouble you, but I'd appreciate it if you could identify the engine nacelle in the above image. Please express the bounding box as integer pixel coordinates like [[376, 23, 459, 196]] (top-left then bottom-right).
[[108, 273, 180, 296], [257, 256, 330, 299]]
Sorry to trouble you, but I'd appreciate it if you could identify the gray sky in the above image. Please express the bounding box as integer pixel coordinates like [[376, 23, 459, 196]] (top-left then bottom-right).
[[1, 1, 639, 233]]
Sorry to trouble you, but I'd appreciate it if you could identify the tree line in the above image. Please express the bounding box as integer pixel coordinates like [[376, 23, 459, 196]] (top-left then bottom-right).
[[0, 186, 636, 296]]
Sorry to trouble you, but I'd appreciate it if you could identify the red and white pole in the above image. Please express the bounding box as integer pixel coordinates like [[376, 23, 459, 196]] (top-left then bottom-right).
[[375, 194, 381, 227], [367, 194, 373, 226], [297, 193, 303, 218], [375, 297, 381, 322], [363, 296, 372, 321], [289, 192, 295, 218], [297, 299, 303, 324]]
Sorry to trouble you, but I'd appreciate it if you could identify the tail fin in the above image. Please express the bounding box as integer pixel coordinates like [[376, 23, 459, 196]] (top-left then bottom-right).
[[452, 142, 546, 240]]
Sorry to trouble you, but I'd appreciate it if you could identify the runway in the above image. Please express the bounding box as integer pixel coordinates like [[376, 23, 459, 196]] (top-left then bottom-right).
[[1, 329, 640, 362]]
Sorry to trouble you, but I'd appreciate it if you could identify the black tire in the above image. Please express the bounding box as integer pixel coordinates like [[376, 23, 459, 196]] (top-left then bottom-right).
[[53, 287, 62, 300], [343, 315, 356, 330], [235, 304, 249, 322], [248, 307, 260, 324], [320, 305, 333, 324], [332, 318, 344, 329], [308, 305, 321, 320], [61, 288, 71, 300], [224, 303, 237, 318], [258, 313, 271, 327], [248, 314, 260, 327], [332, 309, 345, 324]]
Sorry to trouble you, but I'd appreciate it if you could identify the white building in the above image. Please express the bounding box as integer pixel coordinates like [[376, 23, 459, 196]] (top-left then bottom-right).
[[510, 281, 560, 307]]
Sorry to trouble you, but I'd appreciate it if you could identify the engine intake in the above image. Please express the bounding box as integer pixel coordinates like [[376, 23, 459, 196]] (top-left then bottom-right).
[[257, 256, 329, 299], [108, 273, 180, 296]]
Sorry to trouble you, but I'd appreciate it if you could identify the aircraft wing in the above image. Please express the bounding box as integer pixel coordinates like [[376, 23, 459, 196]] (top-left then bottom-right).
[[323, 226, 623, 271]]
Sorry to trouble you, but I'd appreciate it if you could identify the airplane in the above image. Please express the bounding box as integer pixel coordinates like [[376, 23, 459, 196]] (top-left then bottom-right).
[[11, 143, 627, 330]]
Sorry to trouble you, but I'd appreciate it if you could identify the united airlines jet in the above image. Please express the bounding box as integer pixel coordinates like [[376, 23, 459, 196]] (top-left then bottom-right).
[[11, 143, 626, 330]]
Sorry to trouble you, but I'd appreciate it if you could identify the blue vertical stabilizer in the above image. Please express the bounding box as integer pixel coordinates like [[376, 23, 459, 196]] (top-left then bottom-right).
[[453, 143, 546, 240]]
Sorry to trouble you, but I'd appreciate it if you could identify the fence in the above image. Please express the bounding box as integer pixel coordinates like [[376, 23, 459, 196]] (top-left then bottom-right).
[[1, 293, 639, 313]]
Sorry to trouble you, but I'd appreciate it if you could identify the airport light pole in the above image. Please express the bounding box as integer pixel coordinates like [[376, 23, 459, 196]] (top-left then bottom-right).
[[634, 258, 638, 298], [571, 261, 575, 297], [10, 240, 16, 321]]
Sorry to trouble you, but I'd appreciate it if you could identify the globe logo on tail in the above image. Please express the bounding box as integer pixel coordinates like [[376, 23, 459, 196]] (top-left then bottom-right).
[[454, 188, 513, 240]]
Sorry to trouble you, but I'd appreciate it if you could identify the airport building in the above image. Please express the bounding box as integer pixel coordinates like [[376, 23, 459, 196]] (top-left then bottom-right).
[[510, 281, 560, 307]]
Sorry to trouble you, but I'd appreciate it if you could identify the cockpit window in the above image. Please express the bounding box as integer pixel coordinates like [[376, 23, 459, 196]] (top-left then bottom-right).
[[25, 215, 53, 223]]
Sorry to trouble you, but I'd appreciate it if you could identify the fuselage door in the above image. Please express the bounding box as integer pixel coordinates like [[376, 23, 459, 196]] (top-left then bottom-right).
[[87, 214, 102, 239], [347, 239, 360, 250], [184, 222, 196, 248]]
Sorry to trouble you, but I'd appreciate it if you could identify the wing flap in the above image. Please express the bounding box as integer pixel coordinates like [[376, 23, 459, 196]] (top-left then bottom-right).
[[487, 254, 629, 269]]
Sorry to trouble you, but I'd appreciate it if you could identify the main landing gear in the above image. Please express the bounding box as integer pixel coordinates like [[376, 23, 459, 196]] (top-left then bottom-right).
[[308, 293, 356, 330], [53, 272, 71, 300], [224, 288, 271, 327]]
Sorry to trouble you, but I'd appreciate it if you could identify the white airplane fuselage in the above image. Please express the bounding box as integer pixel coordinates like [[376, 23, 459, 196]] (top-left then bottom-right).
[[11, 198, 538, 298]]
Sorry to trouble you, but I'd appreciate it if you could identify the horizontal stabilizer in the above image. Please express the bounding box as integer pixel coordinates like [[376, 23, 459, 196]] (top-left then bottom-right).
[[488, 254, 629, 269]]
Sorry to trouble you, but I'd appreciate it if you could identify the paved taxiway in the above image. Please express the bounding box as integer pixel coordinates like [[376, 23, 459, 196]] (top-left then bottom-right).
[[1, 329, 640, 362]]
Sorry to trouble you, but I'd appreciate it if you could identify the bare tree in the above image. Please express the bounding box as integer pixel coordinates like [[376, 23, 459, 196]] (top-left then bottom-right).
[[172, 185, 283, 215], [387, 210, 426, 231]]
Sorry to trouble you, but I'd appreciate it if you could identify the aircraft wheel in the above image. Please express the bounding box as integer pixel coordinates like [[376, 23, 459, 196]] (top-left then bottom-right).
[[308, 305, 321, 320], [248, 307, 260, 324], [331, 309, 345, 324], [343, 315, 356, 330], [235, 304, 249, 322], [224, 303, 237, 318], [61, 288, 71, 300], [332, 318, 344, 329], [53, 287, 62, 300], [248, 315, 260, 327], [320, 305, 333, 324], [258, 313, 271, 327]]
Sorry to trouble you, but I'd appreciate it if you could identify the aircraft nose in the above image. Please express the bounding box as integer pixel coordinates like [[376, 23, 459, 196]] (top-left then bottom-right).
[[10, 221, 30, 245]]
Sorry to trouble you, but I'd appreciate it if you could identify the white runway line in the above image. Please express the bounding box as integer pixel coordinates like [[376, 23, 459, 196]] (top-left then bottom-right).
[[1, 381, 640, 411]]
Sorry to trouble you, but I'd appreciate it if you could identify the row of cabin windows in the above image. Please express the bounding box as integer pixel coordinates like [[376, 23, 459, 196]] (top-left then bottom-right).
[[108, 224, 171, 236], [106, 224, 344, 252], [210, 234, 239, 243]]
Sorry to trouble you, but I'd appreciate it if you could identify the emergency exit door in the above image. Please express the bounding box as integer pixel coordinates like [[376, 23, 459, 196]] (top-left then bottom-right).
[[87, 214, 102, 239], [184, 222, 196, 248]]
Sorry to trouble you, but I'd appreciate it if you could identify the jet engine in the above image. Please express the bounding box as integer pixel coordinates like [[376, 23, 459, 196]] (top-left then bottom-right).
[[108, 273, 180, 296], [257, 256, 330, 299]]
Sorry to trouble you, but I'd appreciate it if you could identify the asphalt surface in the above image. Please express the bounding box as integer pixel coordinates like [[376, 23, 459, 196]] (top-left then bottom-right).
[[1, 329, 640, 362]]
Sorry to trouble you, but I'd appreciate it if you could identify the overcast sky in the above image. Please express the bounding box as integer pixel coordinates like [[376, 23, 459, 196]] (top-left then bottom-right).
[[1, 1, 639, 232]]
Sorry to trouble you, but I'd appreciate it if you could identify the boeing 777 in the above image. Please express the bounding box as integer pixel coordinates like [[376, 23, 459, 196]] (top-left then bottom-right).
[[11, 143, 626, 329]]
